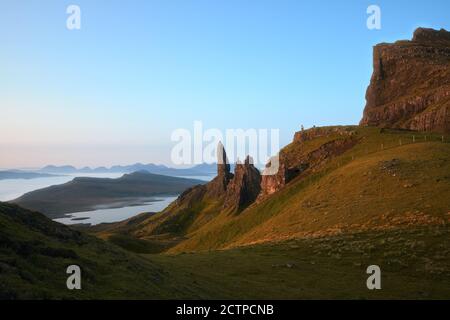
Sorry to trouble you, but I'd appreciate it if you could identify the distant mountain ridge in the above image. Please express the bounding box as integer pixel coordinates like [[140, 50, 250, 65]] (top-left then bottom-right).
[[38, 163, 220, 176], [0, 170, 61, 180]]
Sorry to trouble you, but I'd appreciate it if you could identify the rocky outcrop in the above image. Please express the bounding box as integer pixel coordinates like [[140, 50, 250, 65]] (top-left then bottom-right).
[[223, 156, 261, 213], [260, 128, 358, 198], [169, 130, 358, 215], [360, 28, 450, 133], [293, 126, 352, 143], [412, 27, 450, 43], [169, 143, 260, 214], [260, 157, 303, 198]]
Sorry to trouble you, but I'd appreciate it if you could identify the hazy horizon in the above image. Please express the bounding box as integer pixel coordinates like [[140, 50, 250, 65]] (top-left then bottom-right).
[[0, 159, 212, 171]]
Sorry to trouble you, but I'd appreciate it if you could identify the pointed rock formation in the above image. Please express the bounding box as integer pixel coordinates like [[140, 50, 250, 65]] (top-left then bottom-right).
[[360, 28, 450, 133], [223, 156, 261, 213], [205, 142, 234, 198], [217, 141, 231, 176]]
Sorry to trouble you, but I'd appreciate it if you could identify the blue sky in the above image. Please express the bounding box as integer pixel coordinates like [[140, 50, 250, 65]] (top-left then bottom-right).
[[1, 0, 449, 168]]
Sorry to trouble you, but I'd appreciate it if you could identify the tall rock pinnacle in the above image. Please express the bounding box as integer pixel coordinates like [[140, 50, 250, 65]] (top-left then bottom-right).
[[217, 141, 231, 176], [205, 142, 234, 198]]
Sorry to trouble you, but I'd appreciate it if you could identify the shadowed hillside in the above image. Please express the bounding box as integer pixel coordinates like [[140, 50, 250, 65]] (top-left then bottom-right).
[[0, 203, 182, 299]]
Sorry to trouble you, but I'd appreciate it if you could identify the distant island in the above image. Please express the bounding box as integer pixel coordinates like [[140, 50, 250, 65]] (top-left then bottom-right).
[[0, 170, 61, 180], [11, 171, 204, 219]]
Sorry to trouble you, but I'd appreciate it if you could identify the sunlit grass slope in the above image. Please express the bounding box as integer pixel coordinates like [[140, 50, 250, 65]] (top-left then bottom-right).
[[168, 127, 450, 252]]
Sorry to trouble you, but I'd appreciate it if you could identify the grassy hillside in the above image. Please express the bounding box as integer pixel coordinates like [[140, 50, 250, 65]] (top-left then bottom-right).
[[172, 129, 450, 252], [11, 171, 204, 218], [2, 201, 449, 299], [0, 203, 186, 299], [149, 225, 450, 299]]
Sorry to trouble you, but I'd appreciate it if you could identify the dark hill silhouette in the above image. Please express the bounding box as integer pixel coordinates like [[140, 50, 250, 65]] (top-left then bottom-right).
[[11, 171, 204, 218]]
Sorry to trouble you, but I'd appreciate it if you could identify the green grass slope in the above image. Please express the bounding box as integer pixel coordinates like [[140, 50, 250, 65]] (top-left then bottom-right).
[[2, 201, 449, 299], [149, 225, 450, 299], [0, 203, 187, 299]]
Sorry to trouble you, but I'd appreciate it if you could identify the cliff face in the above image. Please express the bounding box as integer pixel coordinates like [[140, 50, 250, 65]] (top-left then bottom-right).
[[260, 127, 358, 198], [360, 28, 450, 133]]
